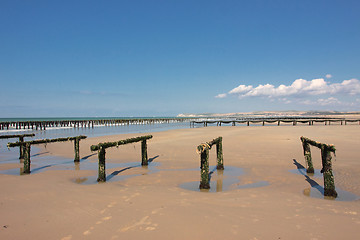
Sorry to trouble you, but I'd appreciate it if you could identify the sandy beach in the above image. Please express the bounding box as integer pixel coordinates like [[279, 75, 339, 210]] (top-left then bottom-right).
[[1, 124, 360, 239]]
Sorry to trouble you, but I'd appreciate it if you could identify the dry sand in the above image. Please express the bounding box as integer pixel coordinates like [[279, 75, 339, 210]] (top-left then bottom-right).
[[1, 124, 360, 239]]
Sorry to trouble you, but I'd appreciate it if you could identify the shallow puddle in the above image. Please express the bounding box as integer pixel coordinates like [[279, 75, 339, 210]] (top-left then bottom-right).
[[0, 155, 75, 175], [291, 160, 360, 201], [289, 168, 324, 178], [72, 162, 160, 185], [303, 187, 360, 201], [179, 166, 269, 193]]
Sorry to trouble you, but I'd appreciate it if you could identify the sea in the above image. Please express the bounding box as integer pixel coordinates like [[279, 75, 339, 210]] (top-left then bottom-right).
[[0, 117, 193, 170]]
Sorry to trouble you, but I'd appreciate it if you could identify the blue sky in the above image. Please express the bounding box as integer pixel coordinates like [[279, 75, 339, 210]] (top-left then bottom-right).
[[1, 0, 359, 117]]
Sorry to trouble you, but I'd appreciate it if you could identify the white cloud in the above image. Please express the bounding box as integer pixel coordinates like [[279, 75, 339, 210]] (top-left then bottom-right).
[[326, 74, 332, 79], [317, 97, 341, 106], [226, 78, 360, 98], [215, 93, 227, 98], [228, 85, 253, 94], [301, 97, 350, 106]]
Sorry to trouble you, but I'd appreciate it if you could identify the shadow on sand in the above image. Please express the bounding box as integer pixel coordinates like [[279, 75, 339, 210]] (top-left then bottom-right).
[[292, 159, 359, 201], [106, 155, 159, 181]]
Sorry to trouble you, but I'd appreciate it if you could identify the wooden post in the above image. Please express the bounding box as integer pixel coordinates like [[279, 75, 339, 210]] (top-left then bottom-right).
[[216, 137, 224, 170], [74, 138, 80, 162], [141, 139, 148, 166], [321, 147, 337, 198], [300, 138, 314, 174], [19, 136, 25, 159], [23, 143, 31, 174], [199, 147, 210, 189], [97, 147, 106, 182]]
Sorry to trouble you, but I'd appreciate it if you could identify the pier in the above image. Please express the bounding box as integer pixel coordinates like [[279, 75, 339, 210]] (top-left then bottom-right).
[[0, 118, 192, 131]]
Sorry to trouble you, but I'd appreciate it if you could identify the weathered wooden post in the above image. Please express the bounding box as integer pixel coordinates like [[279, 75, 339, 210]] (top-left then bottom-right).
[[321, 146, 337, 198], [141, 139, 148, 166], [97, 146, 106, 182], [8, 135, 87, 174], [197, 137, 223, 190], [19, 136, 25, 159], [23, 142, 31, 174], [300, 137, 314, 173], [74, 138, 80, 162], [299, 137, 337, 198], [90, 135, 153, 182], [198, 144, 210, 189], [216, 137, 224, 170], [1, 134, 35, 159]]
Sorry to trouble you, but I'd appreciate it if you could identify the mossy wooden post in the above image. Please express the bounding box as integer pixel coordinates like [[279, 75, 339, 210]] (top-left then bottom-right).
[[97, 146, 106, 182], [199, 146, 210, 189], [300, 137, 314, 174], [141, 139, 148, 166], [216, 137, 224, 170], [23, 143, 31, 174], [321, 146, 337, 198], [90, 135, 153, 175], [19, 136, 25, 159], [74, 138, 80, 162], [1, 134, 35, 159]]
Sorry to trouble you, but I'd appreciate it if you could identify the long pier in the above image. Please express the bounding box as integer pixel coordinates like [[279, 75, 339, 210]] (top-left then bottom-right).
[[190, 117, 360, 127], [0, 118, 192, 131]]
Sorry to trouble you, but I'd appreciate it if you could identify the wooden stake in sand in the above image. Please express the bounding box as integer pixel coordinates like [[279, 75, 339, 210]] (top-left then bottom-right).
[[7, 135, 87, 174], [299, 136, 337, 198], [196, 137, 224, 189], [300, 137, 314, 173], [90, 135, 153, 182], [0, 134, 35, 159]]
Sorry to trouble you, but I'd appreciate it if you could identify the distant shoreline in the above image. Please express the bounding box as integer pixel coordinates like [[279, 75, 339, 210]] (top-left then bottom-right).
[[177, 110, 360, 118]]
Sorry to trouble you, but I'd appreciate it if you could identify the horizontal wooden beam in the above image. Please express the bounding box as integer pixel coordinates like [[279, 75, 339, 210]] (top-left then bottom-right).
[[90, 135, 153, 151], [0, 134, 35, 139], [7, 135, 87, 147], [300, 136, 336, 152]]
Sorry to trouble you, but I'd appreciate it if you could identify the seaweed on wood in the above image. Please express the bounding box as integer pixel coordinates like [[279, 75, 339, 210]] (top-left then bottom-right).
[[90, 135, 153, 182]]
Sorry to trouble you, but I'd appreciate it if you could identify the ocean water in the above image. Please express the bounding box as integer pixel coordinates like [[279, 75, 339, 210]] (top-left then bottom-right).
[[0, 119, 191, 166]]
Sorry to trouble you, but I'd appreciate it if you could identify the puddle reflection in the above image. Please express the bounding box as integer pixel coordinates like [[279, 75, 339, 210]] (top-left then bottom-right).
[[292, 159, 360, 201], [303, 187, 360, 201], [72, 162, 160, 185], [179, 166, 268, 193]]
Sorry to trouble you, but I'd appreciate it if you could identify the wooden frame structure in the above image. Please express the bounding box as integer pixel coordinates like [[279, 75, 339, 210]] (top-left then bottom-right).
[[196, 137, 224, 189], [90, 135, 153, 182], [300, 136, 337, 198], [0, 134, 35, 159], [7, 135, 87, 174]]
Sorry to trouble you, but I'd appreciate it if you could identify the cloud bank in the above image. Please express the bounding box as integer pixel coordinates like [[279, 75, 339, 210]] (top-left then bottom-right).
[[216, 78, 360, 106], [216, 77, 360, 108]]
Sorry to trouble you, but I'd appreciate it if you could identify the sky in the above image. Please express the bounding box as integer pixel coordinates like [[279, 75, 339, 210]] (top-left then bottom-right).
[[1, 0, 360, 117]]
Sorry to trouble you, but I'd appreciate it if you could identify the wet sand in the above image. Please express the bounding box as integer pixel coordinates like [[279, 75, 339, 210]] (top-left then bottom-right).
[[1, 125, 360, 239]]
